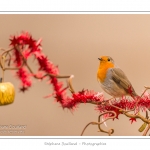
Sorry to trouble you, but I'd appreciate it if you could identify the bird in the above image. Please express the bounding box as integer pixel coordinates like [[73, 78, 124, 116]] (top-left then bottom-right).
[[97, 56, 138, 98]]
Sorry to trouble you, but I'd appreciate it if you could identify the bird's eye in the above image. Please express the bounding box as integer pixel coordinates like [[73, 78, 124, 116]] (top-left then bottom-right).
[[108, 58, 110, 61]]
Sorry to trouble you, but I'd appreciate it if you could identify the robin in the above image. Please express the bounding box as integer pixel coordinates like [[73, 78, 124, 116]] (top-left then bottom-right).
[[97, 56, 138, 98]]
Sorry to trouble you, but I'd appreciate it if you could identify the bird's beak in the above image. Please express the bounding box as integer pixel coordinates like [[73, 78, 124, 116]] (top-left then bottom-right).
[[98, 58, 101, 61]]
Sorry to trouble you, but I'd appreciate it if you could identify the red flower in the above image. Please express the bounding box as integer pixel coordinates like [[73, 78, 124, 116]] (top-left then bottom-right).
[[13, 48, 22, 67], [129, 118, 137, 124], [16, 67, 32, 91], [128, 85, 134, 96], [61, 90, 104, 110], [9, 32, 44, 91], [111, 108, 121, 120]]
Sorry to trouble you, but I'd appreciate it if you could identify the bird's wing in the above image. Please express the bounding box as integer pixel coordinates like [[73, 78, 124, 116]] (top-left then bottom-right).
[[111, 68, 137, 95]]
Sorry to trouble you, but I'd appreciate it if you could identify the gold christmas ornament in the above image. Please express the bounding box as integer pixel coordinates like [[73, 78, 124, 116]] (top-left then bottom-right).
[[0, 82, 15, 105]]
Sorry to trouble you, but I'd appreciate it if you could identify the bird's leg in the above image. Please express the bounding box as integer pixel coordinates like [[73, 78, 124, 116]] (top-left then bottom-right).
[[102, 97, 114, 105]]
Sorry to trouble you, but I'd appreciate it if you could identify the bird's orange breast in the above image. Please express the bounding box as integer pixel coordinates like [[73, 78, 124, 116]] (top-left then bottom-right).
[[97, 62, 114, 82]]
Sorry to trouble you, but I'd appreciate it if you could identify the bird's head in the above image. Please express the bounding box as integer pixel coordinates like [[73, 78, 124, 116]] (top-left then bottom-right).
[[98, 56, 115, 68]]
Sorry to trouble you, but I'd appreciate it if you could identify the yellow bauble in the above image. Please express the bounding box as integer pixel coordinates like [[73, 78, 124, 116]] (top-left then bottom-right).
[[0, 82, 15, 105]]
